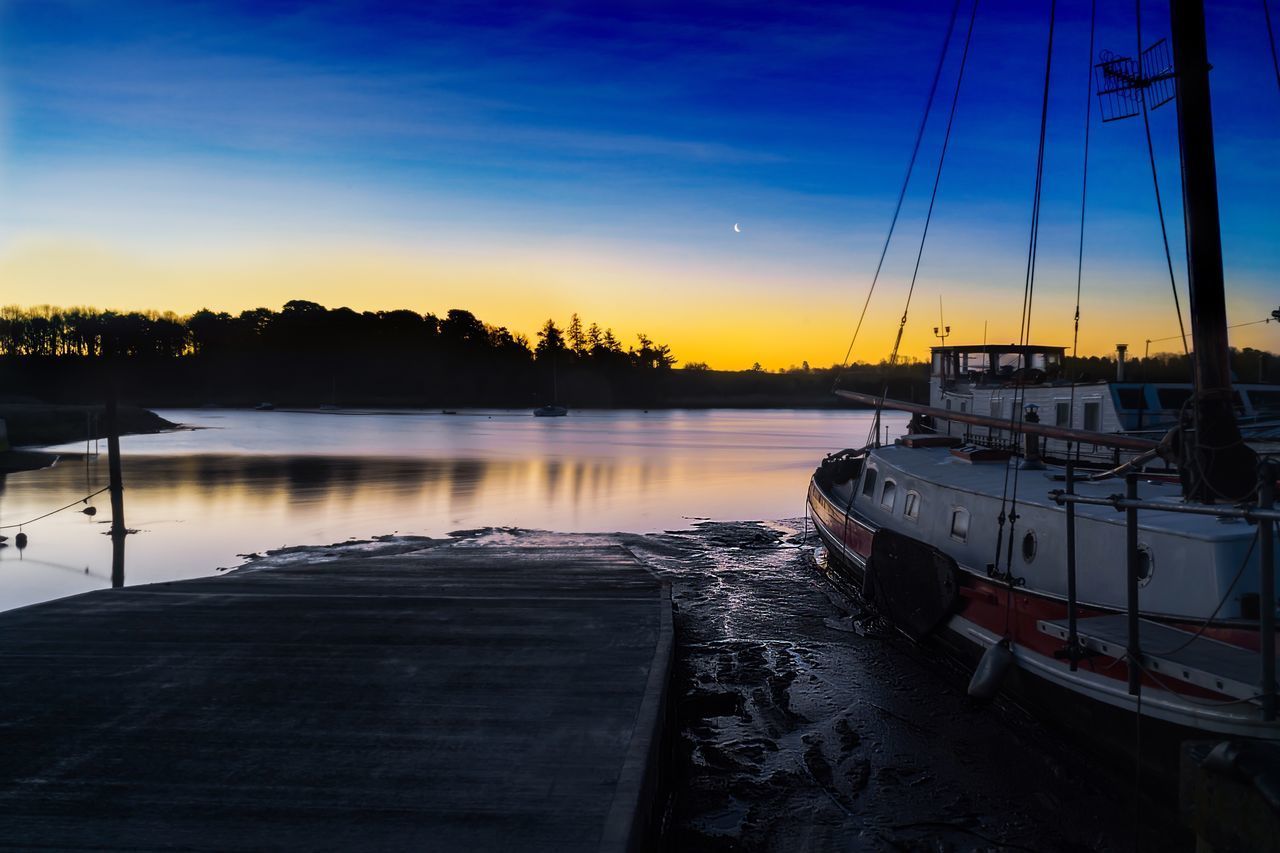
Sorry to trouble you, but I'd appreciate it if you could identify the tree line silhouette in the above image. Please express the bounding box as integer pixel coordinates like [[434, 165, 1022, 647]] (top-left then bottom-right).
[[4, 304, 1273, 410], [0, 301, 692, 407]]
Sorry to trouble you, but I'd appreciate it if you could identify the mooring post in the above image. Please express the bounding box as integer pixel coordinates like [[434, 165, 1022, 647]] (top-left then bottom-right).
[[1066, 459, 1079, 671], [104, 384, 126, 588], [1126, 472, 1141, 696], [1259, 461, 1275, 721]]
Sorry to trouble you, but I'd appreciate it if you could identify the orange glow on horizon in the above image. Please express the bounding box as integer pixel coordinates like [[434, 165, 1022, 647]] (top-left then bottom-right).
[[1, 233, 1275, 370]]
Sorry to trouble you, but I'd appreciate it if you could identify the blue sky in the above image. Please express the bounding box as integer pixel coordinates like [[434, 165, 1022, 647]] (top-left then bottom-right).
[[1, 0, 1277, 367]]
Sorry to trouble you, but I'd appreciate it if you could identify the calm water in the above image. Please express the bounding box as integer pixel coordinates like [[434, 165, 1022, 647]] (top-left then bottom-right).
[[0, 408, 903, 612]]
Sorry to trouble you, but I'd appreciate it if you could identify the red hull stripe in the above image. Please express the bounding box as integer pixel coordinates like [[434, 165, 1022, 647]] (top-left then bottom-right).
[[806, 476, 1269, 704]]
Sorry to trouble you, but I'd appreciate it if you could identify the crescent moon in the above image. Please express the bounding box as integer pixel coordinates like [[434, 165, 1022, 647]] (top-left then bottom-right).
[[733, 223, 741, 233]]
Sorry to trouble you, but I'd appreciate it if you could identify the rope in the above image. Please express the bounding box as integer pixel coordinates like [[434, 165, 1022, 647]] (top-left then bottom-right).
[[801, 494, 811, 546], [835, 0, 963, 377], [1265, 0, 1280, 95], [1066, 0, 1097, 457], [865, 0, 981, 448], [1136, 2, 1193, 367], [0, 487, 109, 530], [1146, 525, 1260, 656], [994, 0, 1058, 581], [1133, 665, 1143, 852]]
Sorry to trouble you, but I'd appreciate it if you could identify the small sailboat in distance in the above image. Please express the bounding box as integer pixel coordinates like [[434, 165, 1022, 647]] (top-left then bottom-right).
[[534, 346, 568, 417]]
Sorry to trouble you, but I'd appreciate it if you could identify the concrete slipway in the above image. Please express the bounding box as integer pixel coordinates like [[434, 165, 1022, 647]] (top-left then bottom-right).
[[0, 541, 672, 851]]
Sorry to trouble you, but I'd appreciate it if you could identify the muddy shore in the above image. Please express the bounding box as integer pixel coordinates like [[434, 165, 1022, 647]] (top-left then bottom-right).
[[240, 522, 1190, 852], [0, 403, 175, 448]]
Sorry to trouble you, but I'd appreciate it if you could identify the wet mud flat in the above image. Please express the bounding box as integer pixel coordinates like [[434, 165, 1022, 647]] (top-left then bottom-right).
[[244, 523, 1186, 851], [437, 523, 1186, 853], [633, 521, 1189, 853]]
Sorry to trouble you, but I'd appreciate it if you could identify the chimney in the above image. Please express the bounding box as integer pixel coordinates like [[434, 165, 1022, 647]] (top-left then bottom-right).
[[1116, 343, 1128, 382]]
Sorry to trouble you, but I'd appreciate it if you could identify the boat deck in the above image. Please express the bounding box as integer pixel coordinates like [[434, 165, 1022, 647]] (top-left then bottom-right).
[[0, 542, 672, 852], [871, 444, 1254, 541], [1039, 614, 1273, 701]]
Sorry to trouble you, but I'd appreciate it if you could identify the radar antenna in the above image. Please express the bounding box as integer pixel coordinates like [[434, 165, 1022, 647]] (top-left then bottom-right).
[[1094, 39, 1175, 121]]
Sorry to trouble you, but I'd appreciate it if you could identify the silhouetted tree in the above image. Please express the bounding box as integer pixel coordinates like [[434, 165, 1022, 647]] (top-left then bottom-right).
[[535, 319, 566, 361], [567, 313, 586, 356]]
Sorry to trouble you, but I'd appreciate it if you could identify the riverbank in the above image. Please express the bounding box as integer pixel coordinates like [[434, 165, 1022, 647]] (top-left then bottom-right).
[[0, 355, 928, 410], [0, 403, 175, 448]]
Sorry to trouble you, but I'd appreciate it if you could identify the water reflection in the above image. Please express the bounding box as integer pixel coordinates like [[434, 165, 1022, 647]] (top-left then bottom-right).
[[0, 408, 905, 612]]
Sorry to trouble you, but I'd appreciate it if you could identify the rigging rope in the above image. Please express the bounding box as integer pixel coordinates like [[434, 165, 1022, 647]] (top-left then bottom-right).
[[1265, 0, 1280, 95], [0, 487, 109, 531], [1136, 1, 1193, 366], [1066, 0, 1098, 467], [994, 0, 1058, 582], [835, 0, 963, 379], [865, 0, 981, 449]]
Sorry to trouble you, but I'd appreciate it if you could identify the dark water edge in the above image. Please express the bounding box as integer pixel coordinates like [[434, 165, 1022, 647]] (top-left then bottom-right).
[[613, 521, 1188, 853], [1, 403, 175, 447], [245, 523, 1190, 852]]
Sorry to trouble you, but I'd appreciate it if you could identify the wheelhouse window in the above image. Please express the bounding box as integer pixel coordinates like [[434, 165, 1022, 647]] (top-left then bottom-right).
[[903, 490, 920, 520], [949, 507, 969, 542], [1083, 400, 1101, 431], [861, 466, 878, 498], [880, 479, 897, 511]]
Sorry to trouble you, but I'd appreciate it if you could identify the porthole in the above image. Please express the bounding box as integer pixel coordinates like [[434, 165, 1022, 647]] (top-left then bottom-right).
[[1136, 544, 1154, 586], [1021, 530, 1037, 563]]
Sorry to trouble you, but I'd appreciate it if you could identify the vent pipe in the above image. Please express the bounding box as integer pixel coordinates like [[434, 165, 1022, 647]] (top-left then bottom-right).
[[1116, 343, 1128, 382]]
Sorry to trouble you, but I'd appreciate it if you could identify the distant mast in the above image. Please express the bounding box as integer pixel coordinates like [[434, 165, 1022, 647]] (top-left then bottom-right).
[[1168, 0, 1257, 500]]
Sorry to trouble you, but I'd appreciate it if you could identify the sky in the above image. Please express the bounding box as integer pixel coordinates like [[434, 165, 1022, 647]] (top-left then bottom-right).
[[1, 0, 1277, 369]]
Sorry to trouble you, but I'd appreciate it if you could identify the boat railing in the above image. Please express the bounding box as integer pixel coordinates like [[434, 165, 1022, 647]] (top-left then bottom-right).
[[1049, 461, 1278, 720], [961, 432, 1019, 453]]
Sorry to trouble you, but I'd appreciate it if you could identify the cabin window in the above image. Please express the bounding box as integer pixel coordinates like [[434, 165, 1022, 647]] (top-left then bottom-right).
[[945, 398, 952, 410], [1054, 401, 1070, 427], [1022, 530, 1037, 563], [990, 398, 1002, 418], [903, 490, 920, 520], [1083, 401, 1101, 431], [880, 479, 897, 511], [949, 507, 969, 542], [1156, 387, 1193, 411], [861, 466, 878, 498], [1249, 389, 1280, 417], [1116, 387, 1145, 410], [959, 401, 967, 413]]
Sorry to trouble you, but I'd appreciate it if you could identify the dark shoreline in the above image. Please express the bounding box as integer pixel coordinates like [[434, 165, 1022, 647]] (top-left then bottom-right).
[[0, 403, 177, 449]]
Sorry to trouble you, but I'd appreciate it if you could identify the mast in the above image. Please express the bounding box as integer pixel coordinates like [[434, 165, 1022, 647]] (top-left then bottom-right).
[[1168, 0, 1257, 501]]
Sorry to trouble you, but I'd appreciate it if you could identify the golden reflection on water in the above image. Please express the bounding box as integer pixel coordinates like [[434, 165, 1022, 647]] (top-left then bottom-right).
[[0, 408, 904, 611]]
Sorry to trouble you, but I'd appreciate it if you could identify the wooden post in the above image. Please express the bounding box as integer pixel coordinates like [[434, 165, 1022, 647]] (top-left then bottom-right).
[[1126, 473, 1142, 696], [1259, 461, 1275, 721], [1065, 459, 1079, 671], [104, 386, 126, 588]]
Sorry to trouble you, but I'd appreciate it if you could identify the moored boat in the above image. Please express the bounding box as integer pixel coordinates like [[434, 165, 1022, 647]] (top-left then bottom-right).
[[808, 0, 1280, 780]]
